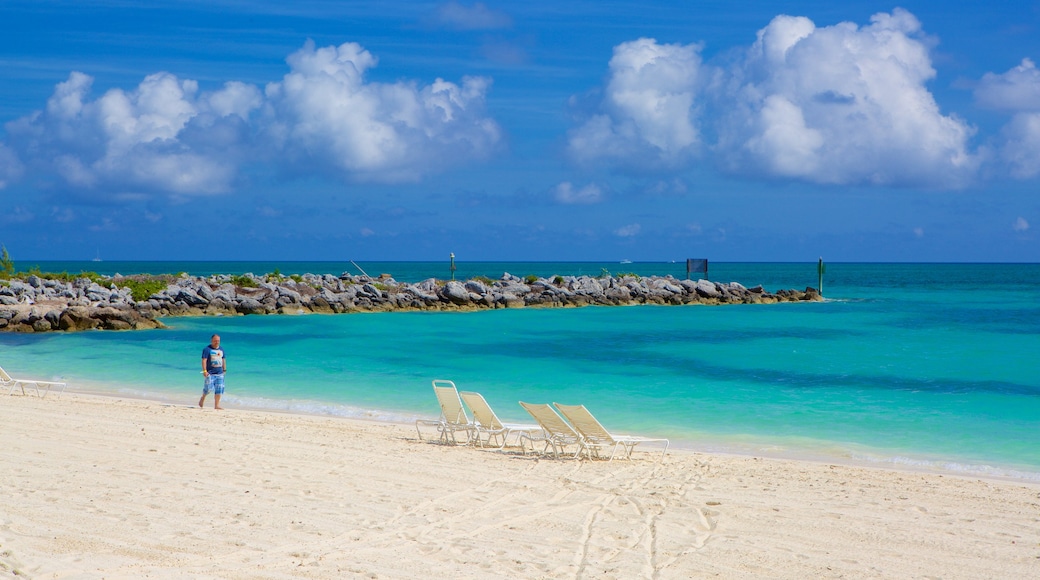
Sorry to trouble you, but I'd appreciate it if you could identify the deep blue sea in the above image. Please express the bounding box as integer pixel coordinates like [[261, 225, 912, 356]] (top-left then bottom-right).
[[4, 261, 1039, 480]]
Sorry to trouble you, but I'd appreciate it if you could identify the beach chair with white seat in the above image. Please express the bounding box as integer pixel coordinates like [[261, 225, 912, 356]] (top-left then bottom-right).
[[554, 403, 669, 461], [517, 401, 584, 459], [1, 365, 68, 398], [459, 391, 541, 449], [415, 379, 476, 445]]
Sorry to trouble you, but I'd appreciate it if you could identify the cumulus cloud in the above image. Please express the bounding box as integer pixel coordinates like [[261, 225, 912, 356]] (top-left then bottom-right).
[[975, 59, 1040, 179], [264, 41, 501, 182], [567, 38, 704, 167], [569, 9, 979, 188], [975, 58, 1040, 111], [714, 9, 976, 187], [1, 40, 501, 198], [432, 2, 511, 30], [553, 181, 603, 204], [1013, 216, 1030, 231], [998, 113, 1040, 178], [4, 71, 260, 197]]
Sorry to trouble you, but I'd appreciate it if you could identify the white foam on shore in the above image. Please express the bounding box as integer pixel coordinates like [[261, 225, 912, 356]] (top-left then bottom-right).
[[669, 432, 1040, 483], [72, 380, 427, 425]]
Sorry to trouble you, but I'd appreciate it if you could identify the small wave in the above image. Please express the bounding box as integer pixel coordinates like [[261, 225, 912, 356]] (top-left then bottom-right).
[[221, 394, 422, 424], [849, 453, 1040, 482]]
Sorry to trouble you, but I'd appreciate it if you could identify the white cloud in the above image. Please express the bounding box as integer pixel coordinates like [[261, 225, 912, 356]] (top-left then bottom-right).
[[714, 9, 977, 187], [568, 38, 704, 167], [975, 58, 1040, 112], [0, 143, 22, 189], [1013, 216, 1030, 232], [569, 9, 979, 188], [4, 71, 259, 197], [553, 181, 603, 204], [913, 227, 925, 238], [977, 61, 1040, 178], [264, 41, 501, 182], [614, 223, 641, 237], [1, 41, 500, 198], [997, 113, 1040, 178], [433, 2, 511, 30]]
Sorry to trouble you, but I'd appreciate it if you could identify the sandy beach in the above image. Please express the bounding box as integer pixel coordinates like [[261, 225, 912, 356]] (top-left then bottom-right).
[[1, 393, 1038, 579]]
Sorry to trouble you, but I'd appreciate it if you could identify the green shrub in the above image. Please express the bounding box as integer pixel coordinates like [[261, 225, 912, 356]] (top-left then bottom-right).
[[0, 245, 13, 278], [523, 274, 538, 284], [120, 279, 168, 302], [552, 275, 565, 286], [472, 275, 494, 285], [230, 275, 259, 288], [289, 274, 303, 283]]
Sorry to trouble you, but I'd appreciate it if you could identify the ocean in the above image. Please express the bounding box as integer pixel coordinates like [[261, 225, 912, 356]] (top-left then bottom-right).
[[3, 261, 1039, 480]]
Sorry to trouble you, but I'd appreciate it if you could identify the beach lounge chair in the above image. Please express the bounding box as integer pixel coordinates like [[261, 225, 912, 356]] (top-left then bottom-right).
[[415, 380, 475, 445], [517, 401, 584, 459], [459, 391, 541, 449], [554, 403, 669, 461], [1, 365, 68, 398]]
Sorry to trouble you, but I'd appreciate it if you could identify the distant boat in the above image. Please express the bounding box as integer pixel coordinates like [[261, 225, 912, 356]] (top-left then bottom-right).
[[92, 249, 102, 262], [620, 259, 633, 264]]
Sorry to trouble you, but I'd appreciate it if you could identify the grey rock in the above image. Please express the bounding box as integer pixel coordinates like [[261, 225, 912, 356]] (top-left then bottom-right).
[[464, 280, 489, 295], [694, 279, 720, 298], [441, 281, 471, 305]]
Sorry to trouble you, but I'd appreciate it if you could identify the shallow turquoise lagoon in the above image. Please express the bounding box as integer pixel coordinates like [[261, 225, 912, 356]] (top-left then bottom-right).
[[3, 262, 1039, 479]]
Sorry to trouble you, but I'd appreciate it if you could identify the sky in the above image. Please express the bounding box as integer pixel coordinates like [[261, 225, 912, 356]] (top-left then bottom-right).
[[0, 0, 1038, 262]]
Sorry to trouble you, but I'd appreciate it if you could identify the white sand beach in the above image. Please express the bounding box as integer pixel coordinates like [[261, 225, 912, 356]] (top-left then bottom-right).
[[1, 393, 1038, 579]]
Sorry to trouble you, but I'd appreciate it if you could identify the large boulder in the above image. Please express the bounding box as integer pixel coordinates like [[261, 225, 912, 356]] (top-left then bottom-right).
[[441, 281, 472, 305], [694, 279, 721, 298], [58, 306, 99, 331], [236, 298, 265, 315], [463, 280, 490, 295]]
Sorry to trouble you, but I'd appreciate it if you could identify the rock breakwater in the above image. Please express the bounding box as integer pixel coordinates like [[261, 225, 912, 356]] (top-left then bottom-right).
[[0, 272, 821, 333]]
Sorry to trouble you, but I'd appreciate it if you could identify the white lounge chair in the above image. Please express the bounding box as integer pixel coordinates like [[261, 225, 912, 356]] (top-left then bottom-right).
[[459, 391, 541, 449], [554, 403, 669, 461], [1, 365, 68, 398], [415, 380, 475, 445], [518, 401, 584, 459]]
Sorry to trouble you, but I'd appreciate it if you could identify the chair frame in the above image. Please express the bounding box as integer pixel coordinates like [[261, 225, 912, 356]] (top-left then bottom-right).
[[518, 401, 585, 459], [459, 391, 541, 449], [415, 379, 476, 445], [1, 365, 68, 398], [554, 402, 669, 461]]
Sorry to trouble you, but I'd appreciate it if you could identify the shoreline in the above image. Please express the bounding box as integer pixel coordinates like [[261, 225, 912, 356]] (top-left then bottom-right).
[[2, 391, 1038, 578], [50, 381, 1040, 485]]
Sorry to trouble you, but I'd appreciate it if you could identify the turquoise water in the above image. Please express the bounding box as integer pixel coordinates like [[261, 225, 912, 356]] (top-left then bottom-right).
[[3, 262, 1039, 479]]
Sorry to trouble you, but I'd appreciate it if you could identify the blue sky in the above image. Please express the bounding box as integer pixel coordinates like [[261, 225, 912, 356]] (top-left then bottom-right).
[[1, 1, 1038, 262]]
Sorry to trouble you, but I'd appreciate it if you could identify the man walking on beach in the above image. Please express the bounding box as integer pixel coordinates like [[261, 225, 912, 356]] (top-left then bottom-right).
[[199, 334, 226, 410]]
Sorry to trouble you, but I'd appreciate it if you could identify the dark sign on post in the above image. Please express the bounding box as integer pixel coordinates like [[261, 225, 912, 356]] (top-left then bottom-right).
[[686, 259, 708, 280]]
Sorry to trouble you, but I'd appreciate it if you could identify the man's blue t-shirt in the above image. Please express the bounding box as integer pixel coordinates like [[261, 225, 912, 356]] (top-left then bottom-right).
[[202, 346, 225, 374]]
